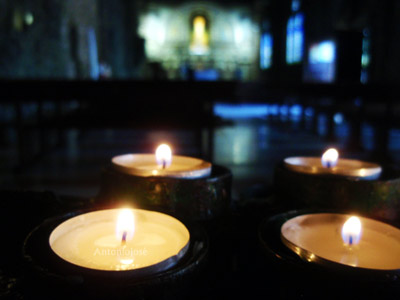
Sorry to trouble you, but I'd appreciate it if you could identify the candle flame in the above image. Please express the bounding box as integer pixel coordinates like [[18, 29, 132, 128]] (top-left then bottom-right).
[[342, 216, 362, 246], [321, 148, 339, 168], [156, 144, 172, 169], [116, 209, 135, 243]]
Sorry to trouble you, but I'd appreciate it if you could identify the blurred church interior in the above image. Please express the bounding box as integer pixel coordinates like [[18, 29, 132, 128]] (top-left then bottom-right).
[[1, 0, 400, 198]]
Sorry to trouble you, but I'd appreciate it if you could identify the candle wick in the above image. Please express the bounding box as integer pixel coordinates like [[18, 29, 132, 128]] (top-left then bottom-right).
[[122, 231, 127, 245], [349, 235, 353, 246], [327, 161, 331, 168], [162, 160, 166, 169]]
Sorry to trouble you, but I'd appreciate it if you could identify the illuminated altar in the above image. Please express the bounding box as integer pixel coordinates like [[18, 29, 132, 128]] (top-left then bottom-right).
[[138, 2, 260, 80]]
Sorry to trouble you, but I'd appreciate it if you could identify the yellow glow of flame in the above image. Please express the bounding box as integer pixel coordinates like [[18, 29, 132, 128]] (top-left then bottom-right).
[[342, 216, 362, 246], [194, 16, 206, 36], [321, 148, 339, 168], [116, 209, 135, 242], [155, 144, 172, 168], [190, 16, 209, 54], [120, 259, 134, 265]]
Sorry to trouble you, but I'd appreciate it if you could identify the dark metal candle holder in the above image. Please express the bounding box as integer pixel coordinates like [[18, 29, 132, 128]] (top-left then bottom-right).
[[274, 162, 400, 222], [96, 165, 232, 221], [258, 210, 400, 298], [22, 209, 209, 299]]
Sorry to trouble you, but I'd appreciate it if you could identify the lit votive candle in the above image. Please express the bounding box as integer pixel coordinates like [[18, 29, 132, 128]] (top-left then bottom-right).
[[281, 213, 400, 270], [49, 208, 190, 271], [284, 148, 382, 179], [112, 144, 212, 178]]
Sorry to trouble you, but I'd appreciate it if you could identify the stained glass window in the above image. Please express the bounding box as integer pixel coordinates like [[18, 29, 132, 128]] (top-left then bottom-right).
[[286, 13, 304, 64], [260, 33, 273, 69]]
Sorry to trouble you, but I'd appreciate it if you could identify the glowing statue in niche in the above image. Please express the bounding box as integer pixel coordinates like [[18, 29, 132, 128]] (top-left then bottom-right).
[[190, 15, 209, 55]]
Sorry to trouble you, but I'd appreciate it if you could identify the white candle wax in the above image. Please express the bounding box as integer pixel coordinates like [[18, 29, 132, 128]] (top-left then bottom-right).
[[49, 208, 190, 271], [281, 213, 400, 270], [112, 154, 212, 178]]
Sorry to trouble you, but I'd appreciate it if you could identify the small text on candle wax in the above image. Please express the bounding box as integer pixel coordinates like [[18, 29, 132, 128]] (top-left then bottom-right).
[[93, 247, 148, 257]]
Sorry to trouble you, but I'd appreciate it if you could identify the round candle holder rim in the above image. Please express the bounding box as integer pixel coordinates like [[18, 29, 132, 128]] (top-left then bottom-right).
[[48, 207, 190, 245], [49, 208, 190, 272], [112, 154, 212, 178], [23, 208, 209, 287], [280, 160, 397, 183], [107, 164, 231, 182], [258, 209, 400, 280], [283, 156, 382, 179], [279, 160, 400, 184]]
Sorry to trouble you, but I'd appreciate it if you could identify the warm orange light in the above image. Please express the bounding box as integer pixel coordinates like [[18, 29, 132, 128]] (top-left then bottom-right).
[[342, 216, 362, 246], [116, 209, 135, 243], [155, 144, 172, 169], [321, 148, 339, 168]]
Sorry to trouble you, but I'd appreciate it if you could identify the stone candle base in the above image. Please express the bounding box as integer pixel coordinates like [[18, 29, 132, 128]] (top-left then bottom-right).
[[274, 162, 400, 222], [96, 165, 232, 221]]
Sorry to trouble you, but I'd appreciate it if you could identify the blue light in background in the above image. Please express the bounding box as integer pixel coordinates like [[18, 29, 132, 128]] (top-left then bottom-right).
[[286, 13, 304, 64], [279, 105, 289, 116], [389, 129, 400, 150], [269, 104, 279, 116], [317, 114, 328, 136], [213, 103, 304, 120], [333, 112, 344, 124], [361, 123, 375, 151], [290, 104, 302, 117], [360, 28, 370, 84], [304, 40, 336, 83], [214, 103, 269, 119], [260, 33, 273, 69], [309, 41, 335, 64], [354, 98, 362, 107], [194, 69, 219, 81], [304, 107, 314, 117], [291, 0, 301, 12]]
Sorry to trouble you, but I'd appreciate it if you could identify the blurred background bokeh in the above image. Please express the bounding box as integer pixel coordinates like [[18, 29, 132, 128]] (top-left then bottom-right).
[[1, 0, 400, 200]]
